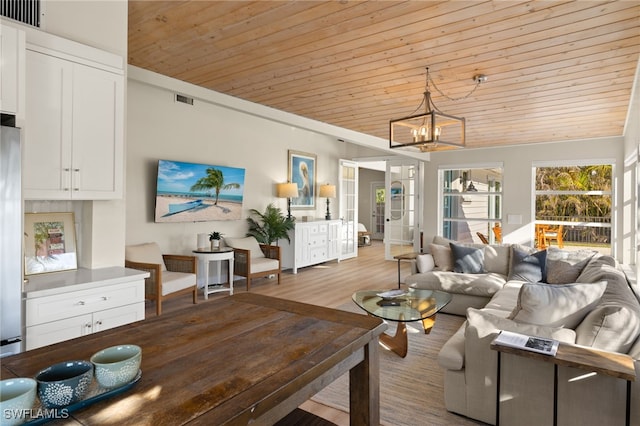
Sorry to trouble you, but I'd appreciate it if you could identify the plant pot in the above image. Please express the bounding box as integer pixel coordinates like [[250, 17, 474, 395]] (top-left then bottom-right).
[[211, 240, 220, 250]]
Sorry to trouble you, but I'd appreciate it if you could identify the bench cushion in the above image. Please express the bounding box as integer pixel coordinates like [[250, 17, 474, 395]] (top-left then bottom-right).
[[161, 271, 196, 296]]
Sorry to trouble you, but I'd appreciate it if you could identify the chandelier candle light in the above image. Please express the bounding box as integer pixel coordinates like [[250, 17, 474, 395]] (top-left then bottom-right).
[[319, 184, 336, 220], [277, 182, 298, 219], [390, 67, 486, 152]]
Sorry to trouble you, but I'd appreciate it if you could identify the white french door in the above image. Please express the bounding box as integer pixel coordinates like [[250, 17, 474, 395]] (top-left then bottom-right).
[[384, 159, 421, 260], [339, 159, 358, 260], [370, 181, 385, 240]]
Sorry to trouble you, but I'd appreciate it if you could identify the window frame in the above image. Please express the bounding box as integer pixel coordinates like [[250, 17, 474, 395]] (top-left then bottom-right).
[[438, 163, 504, 244], [531, 159, 615, 255]]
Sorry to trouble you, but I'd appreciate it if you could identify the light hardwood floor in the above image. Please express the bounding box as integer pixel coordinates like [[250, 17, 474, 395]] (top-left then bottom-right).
[[144, 241, 455, 425]]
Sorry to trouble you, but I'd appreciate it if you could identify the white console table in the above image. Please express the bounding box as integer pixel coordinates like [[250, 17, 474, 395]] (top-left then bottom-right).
[[193, 248, 234, 299], [280, 220, 341, 274]]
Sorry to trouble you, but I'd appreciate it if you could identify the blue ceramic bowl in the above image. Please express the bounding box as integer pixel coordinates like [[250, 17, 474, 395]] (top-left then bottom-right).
[[90, 344, 141, 389], [0, 378, 37, 426], [35, 360, 93, 408]]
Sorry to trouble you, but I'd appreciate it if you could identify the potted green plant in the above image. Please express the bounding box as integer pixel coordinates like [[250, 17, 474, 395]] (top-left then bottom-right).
[[209, 231, 223, 250], [246, 203, 295, 246]]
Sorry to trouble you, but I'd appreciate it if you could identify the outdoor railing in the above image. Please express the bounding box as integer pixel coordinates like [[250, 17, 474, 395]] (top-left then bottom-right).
[[538, 216, 611, 244]]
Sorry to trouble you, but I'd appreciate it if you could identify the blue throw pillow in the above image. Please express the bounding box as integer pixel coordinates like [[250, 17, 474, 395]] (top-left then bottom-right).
[[509, 246, 547, 282], [449, 242, 485, 274]]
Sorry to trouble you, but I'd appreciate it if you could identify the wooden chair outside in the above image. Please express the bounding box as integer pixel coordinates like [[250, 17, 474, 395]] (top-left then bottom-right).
[[536, 224, 564, 249], [492, 225, 502, 243], [476, 232, 489, 244], [125, 242, 197, 316], [225, 237, 281, 291]]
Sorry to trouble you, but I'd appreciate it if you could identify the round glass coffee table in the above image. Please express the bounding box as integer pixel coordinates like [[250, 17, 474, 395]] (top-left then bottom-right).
[[352, 288, 452, 358]]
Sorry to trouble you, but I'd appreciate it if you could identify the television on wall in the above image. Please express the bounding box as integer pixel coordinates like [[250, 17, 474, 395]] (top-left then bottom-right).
[[154, 159, 246, 223]]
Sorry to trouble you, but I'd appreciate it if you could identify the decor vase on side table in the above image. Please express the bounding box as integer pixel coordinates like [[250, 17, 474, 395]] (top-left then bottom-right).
[[193, 247, 234, 299]]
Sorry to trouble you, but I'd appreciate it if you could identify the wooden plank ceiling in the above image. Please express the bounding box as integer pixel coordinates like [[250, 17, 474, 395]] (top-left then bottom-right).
[[128, 1, 640, 151]]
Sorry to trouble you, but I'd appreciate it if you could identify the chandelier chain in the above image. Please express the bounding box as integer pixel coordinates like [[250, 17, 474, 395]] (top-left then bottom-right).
[[428, 75, 482, 102]]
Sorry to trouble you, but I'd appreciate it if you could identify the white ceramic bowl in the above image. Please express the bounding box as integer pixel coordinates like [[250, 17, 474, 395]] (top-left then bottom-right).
[[90, 344, 141, 389], [0, 378, 37, 426]]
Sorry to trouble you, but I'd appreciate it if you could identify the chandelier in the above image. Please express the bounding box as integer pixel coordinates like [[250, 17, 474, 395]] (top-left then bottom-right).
[[389, 67, 486, 152]]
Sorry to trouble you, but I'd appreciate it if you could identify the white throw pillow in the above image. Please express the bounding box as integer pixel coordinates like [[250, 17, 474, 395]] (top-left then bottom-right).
[[429, 243, 453, 271], [509, 281, 606, 328], [416, 254, 435, 273], [225, 236, 265, 259], [125, 242, 167, 271]]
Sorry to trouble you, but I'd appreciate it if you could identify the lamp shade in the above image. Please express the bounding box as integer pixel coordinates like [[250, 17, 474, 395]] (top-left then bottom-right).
[[277, 183, 298, 198], [319, 184, 336, 198]]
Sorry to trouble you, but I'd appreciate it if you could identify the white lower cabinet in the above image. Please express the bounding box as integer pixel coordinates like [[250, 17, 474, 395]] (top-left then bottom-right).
[[281, 220, 341, 274], [25, 268, 146, 350]]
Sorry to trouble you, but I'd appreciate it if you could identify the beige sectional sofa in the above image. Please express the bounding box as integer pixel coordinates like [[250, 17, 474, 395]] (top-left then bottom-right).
[[405, 237, 640, 426]]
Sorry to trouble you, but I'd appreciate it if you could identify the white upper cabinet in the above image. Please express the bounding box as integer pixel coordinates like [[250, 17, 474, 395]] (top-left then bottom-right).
[[0, 24, 25, 117], [22, 32, 124, 200]]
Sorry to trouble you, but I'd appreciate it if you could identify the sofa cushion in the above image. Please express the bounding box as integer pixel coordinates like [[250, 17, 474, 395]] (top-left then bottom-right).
[[508, 246, 546, 282], [576, 305, 640, 353], [430, 236, 510, 275], [225, 236, 265, 259], [408, 271, 506, 297], [545, 248, 595, 284], [510, 281, 606, 328], [416, 254, 435, 273], [429, 243, 453, 271], [466, 308, 577, 344], [574, 256, 640, 353], [481, 244, 511, 276], [450, 243, 485, 274]]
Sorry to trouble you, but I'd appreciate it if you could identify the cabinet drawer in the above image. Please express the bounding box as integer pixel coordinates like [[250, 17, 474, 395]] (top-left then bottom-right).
[[26, 280, 144, 326], [26, 313, 93, 351]]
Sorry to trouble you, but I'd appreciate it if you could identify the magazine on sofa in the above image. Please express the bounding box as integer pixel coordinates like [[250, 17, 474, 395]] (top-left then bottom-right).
[[492, 330, 559, 356]]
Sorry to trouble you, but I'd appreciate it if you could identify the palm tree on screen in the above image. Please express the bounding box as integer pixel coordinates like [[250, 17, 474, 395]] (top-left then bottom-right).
[[190, 168, 240, 205]]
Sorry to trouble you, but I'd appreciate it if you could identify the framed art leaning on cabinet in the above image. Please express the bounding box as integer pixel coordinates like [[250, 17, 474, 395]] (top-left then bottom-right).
[[24, 212, 78, 275]]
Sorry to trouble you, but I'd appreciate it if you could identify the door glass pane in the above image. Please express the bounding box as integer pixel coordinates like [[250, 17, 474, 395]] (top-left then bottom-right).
[[386, 161, 420, 258]]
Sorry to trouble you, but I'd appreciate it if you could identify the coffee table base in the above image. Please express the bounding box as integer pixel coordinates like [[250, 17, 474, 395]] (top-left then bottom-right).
[[377, 313, 439, 358], [380, 322, 408, 358]]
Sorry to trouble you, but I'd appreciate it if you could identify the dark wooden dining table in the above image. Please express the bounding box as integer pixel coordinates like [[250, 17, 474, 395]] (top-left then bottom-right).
[[1, 293, 386, 425]]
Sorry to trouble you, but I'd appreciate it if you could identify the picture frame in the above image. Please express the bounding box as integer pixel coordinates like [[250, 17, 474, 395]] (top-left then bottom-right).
[[288, 150, 316, 209], [24, 212, 78, 275]]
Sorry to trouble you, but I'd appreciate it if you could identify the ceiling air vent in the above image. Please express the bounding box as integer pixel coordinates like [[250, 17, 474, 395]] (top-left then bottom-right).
[[175, 94, 194, 106], [1, 0, 41, 27]]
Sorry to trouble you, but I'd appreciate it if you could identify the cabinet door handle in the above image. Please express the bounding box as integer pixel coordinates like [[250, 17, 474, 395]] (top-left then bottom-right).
[[63, 168, 71, 191], [77, 296, 109, 306], [95, 320, 103, 326], [85, 323, 92, 329], [73, 168, 80, 191]]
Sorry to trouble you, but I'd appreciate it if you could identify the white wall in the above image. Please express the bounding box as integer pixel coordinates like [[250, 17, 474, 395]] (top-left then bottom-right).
[[422, 137, 628, 259], [40, 0, 127, 57], [126, 68, 385, 255]]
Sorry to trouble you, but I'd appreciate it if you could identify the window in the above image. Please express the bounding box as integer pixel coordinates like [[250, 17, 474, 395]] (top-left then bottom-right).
[[534, 164, 612, 255], [440, 166, 503, 244]]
